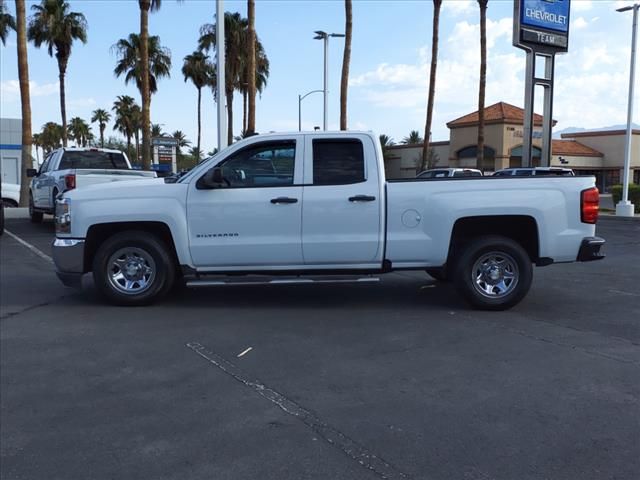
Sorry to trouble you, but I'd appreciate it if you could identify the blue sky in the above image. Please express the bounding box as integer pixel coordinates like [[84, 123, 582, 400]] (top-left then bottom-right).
[[1, 0, 639, 155]]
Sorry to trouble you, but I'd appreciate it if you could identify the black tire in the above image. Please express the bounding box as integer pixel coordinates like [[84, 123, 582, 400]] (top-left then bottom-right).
[[426, 267, 449, 282], [29, 193, 43, 223], [92, 231, 175, 306], [453, 235, 532, 311], [2, 199, 18, 208]]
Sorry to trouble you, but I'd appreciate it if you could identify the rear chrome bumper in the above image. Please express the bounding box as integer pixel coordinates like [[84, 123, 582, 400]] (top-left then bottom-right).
[[52, 238, 85, 288], [577, 236, 605, 262]]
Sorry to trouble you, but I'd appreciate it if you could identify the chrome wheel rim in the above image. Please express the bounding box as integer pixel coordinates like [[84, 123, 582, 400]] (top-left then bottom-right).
[[107, 247, 156, 295], [471, 251, 519, 299]]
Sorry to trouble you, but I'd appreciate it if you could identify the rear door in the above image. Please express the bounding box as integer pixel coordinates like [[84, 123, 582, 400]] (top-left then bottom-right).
[[301, 135, 383, 265]]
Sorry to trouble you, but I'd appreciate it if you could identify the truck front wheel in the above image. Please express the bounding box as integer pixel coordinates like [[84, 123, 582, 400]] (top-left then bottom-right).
[[92, 231, 175, 306], [453, 235, 532, 311]]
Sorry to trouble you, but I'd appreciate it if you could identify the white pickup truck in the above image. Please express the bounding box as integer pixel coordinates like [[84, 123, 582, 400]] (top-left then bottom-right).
[[51, 132, 605, 310], [27, 147, 156, 223]]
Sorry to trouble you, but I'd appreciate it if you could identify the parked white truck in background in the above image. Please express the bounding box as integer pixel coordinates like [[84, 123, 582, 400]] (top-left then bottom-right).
[[51, 132, 605, 310], [28, 147, 156, 223]]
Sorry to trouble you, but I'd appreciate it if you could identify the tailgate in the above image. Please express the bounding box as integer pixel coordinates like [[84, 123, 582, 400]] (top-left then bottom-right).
[[74, 169, 157, 187]]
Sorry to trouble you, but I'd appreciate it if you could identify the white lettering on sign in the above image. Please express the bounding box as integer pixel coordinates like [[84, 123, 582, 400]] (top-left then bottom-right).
[[525, 8, 567, 27], [537, 31, 557, 44]]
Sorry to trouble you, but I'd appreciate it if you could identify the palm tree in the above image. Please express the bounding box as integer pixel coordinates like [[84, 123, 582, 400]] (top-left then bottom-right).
[[379, 134, 395, 161], [171, 130, 190, 154], [112, 32, 171, 167], [239, 40, 268, 133], [15, 0, 31, 207], [131, 104, 142, 163], [477, 0, 488, 170], [68, 116, 90, 147], [340, 0, 352, 130], [402, 130, 423, 145], [40, 122, 63, 153], [112, 95, 137, 161], [151, 123, 163, 137], [200, 12, 248, 145], [138, 0, 163, 173], [91, 108, 110, 148], [183, 50, 214, 159], [421, 0, 442, 171], [27, 0, 87, 148], [1, 1, 16, 45], [189, 146, 202, 163]]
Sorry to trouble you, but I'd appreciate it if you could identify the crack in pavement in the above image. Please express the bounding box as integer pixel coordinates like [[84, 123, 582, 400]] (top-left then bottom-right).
[[186, 341, 412, 480]]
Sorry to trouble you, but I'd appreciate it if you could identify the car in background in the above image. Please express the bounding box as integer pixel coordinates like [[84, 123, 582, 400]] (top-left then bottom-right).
[[417, 168, 483, 179], [27, 147, 157, 223], [1, 182, 20, 207], [492, 167, 575, 177]]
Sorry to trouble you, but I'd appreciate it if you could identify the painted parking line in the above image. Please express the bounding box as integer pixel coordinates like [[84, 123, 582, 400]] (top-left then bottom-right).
[[187, 341, 411, 480], [3, 230, 53, 264]]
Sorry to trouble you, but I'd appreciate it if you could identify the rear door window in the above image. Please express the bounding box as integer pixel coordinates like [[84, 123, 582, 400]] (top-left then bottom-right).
[[515, 170, 533, 176], [59, 151, 129, 170], [312, 139, 365, 185]]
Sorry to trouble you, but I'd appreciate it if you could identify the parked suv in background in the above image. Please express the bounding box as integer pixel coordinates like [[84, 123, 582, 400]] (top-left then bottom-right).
[[492, 167, 574, 177], [27, 147, 157, 223], [417, 168, 483, 179]]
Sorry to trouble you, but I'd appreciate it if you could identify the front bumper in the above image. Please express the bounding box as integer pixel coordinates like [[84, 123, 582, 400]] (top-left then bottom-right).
[[577, 236, 605, 262], [52, 238, 85, 288]]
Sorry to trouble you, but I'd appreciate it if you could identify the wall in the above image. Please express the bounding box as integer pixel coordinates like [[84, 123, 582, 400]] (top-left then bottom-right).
[[0, 118, 22, 185], [385, 142, 450, 178]]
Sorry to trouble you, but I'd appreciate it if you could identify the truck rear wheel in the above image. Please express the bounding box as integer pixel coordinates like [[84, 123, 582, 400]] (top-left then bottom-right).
[[453, 235, 532, 311], [29, 193, 43, 223], [92, 231, 175, 306]]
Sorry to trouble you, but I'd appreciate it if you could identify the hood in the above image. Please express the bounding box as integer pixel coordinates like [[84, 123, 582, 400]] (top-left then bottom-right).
[[63, 177, 173, 201]]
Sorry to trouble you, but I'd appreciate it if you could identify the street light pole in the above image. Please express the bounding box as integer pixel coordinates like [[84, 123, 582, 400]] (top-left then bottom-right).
[[216, 0, 227, 151], [616, 3, 639, 217], [314, 31, 345, 131], [298, 90, 324, 131]]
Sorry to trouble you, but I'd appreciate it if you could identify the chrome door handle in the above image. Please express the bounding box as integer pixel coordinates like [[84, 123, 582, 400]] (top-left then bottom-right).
[[348, 195, 376, 202], [270, 197, 298, 204]]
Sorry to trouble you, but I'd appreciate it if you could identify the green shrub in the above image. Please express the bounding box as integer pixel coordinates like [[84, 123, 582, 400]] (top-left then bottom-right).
[[611, 184, 640, 213]]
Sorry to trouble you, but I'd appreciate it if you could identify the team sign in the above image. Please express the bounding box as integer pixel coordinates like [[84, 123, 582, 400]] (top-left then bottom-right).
[[521, 0, 570, 34]]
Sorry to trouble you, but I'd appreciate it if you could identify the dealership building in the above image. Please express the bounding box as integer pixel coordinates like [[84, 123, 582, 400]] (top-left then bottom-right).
[[1, 118, 23, 185], [385, 102, 639, 192]]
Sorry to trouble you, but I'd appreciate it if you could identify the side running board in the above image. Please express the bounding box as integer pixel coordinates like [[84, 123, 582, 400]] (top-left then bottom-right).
[[185, 275, 380, 288]]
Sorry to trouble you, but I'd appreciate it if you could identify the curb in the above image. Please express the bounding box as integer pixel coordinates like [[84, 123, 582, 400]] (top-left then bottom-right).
[[598, 213, 640, 222]]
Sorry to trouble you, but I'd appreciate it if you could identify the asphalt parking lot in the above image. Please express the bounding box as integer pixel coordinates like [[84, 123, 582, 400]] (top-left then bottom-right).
[[1, 216, 639, 480]]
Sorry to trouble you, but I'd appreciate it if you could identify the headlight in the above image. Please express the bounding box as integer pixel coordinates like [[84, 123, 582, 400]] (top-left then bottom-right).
[[55, 197, 71, 234]]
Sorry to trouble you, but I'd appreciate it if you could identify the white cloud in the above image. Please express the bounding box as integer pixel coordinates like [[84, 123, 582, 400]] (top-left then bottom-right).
[[0, 80, 58, 101], [572, 17, 589, 29]]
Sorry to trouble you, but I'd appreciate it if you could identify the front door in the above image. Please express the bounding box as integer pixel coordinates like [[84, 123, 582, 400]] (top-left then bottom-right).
[[187, 139, 304, 268]]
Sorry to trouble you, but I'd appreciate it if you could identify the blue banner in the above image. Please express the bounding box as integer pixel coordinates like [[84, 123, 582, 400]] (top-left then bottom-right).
[[521, 0, 570, 33]]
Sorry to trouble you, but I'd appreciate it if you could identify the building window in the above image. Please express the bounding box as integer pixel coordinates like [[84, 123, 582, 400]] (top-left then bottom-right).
[[456, 145, 495, 170]]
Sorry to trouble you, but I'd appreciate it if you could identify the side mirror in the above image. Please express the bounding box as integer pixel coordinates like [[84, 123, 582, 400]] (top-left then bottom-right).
[[26, 168, 38, 178], [212, 167, 224, 184], [198, 167, 225, 189]]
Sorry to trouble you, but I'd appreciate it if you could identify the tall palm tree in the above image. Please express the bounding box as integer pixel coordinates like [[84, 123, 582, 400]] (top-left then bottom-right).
[[91, 108, 110, 147], [68, 116, 90, 147], [112, 95, 137, 161], [246, 0, 256, 135], [15, 0, 31, 207], [477, 0, 488, 170], [340, 0, 352, 130], [239, 40, 268, 133], [1, 1, 16, 45], [27, 0, 87, 148], [182, 50, 214, 161], [112, 32, 171, 168], [421, 0, 442, 171], [138, 0, 162, 172], [200, 12, 247, 145], [131, 105, 142, 163], [171, 130, 190, 154], [402, 130, 423, 145]]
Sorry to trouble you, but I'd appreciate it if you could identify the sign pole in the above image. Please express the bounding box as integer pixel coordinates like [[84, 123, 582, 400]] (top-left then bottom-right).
[[522, 50, 535, 168], [216, 0, 227, 151]]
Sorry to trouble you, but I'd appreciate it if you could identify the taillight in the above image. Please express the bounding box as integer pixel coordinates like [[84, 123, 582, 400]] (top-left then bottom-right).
[[64, 173, 76, 191], [581, 187, 599, 224]]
